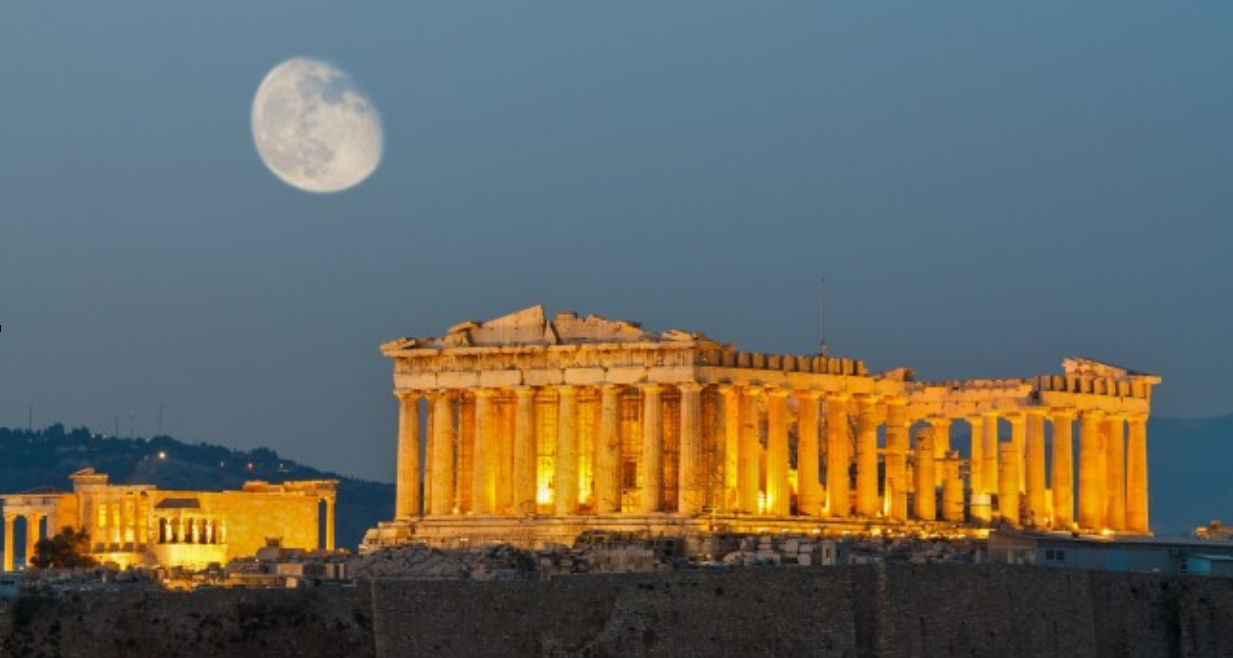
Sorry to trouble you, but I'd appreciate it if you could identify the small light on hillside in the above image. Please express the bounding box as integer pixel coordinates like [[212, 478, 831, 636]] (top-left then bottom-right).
[[157, 451, 167, 460]]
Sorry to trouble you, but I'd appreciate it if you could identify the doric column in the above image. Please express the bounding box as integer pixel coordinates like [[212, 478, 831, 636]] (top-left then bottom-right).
[[556, 386, 580, 515], [885, 398, 909, 522], [914, 428, 936, 521], [855, 395, 879, 517], [718, 385, 741, 513], [496, 395, 514, 514], [1104, 413, 1127, 531], [429, 391, 456, 516], [825, 393, 851, 517], [1024, 409, 1048, 527], [25, 514, 43, 565], [325, 497, 336, 551], [765, 388, 790, 516], [677, 383, 703, 515], [394, 391, 421, 518], [966, 415, 984, 494], [640, 384, 664, 513], [981, 412, 1000, 496], [1126, 413, 1150, 533], [998, 442, 1020, 526], [1051, 409, 1076, 529], [513, 387, 537, 515], [1007, 413, 1025, 493], [3, 515, 14, 571], [738, 386, 762, 514], [795, 390, 823, 517], [595, 385, 621, 514], [929, 417, 952, 487], [473, 389, 497, 515], [1078, 409, 1106, 530]]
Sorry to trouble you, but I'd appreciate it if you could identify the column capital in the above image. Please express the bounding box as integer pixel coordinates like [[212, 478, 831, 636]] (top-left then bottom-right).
[[676, 382, 703, 394], [1023, 407, 1049, 418], [980, 410, 1000, 420], [1126, 411, 1150, 423], [1079, 408, 1105, 420], [825, 391, 851, 402], [1004, 411, 1025, 424], [512, 386, 537, 399], [795, 389, 823, 401], [884, 396, 908, 408], [1051, 407, 1078, 420], [765, 386, 790, 400], [1103, 411, 1127, 422], [473, 388, 497, 399], [927, 415, 952, 426], [394, 389, 422, 401], [555, 384, 578, 398]]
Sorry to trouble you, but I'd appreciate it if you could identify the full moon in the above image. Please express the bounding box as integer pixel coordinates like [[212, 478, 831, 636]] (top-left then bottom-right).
[[251, 58, 383, 193]]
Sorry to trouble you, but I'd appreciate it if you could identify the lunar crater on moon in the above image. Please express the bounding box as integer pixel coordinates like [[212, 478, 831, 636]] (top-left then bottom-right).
[[252, 57, 383, 193]]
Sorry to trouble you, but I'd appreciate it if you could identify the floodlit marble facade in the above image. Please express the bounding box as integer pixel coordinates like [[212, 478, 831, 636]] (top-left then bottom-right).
[[365, 306, 1159, 549], [2, 469, 337, 570]]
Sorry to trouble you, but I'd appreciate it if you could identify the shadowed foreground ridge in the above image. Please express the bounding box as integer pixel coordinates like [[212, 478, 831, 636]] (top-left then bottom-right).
[[2, 564, 1232, 657]]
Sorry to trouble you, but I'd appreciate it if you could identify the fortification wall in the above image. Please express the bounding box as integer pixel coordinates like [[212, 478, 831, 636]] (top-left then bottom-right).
[[3, 566, 1231, 658]]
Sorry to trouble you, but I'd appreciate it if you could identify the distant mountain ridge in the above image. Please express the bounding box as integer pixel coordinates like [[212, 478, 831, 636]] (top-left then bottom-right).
[[0, 425, 393, 551]]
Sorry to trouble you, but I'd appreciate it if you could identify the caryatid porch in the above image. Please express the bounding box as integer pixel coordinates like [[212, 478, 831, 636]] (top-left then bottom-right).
[[368, 307, 1159, 549]]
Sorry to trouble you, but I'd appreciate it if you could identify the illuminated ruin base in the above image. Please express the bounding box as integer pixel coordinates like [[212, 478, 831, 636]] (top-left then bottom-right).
[[3, 469, 337, 570], [364, 306, 1159, 551]]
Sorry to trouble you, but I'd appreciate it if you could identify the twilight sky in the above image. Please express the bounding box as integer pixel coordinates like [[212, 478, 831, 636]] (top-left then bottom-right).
[[2, 3, 1231, 483]]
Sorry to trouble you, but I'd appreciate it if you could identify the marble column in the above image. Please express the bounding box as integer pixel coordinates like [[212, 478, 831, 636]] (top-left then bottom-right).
[[719, 386, 741, 513], [967, 415, 984, 494], [998, 442, 1020, 526], [1024, 409, 1048, 527], [914, 428, 936, 521], [3, 515, 14, 571], [677, 383, 703, 515], [855, 395, 879, 518], [738, 386, 762, 514], [795, 390, 823, 517], [765, 388, 790, 516], [1079, 410, 1105, 530], [25, 514, 43, 566], [325, 498, 336, 550], [595, 385, 621, 514], [496, 395, 514, 514], [430, 391, 456, 516], [556, 386, 580, 515], [640, 384, 664, 513], [1007, 413, 1025, 493], [513, 387, 537, 515], [1126, 413, 1150, 533], [473, 389, 497, 515], [1104, 413, 1127, 531], [826, 393, 851, 517], [1051, 409, 1076, 529], [929, 417, 952, 487], [394, 391, 421, 518], [885, 399, 909, 522], [981, 412, 1000, 496]]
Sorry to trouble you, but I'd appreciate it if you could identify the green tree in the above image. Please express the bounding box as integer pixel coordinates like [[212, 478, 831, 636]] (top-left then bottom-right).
[[31, 526, 97, 569]]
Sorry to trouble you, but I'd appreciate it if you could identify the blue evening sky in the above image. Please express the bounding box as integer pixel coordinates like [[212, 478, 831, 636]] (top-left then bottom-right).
[[2, 3, 1231, 481]]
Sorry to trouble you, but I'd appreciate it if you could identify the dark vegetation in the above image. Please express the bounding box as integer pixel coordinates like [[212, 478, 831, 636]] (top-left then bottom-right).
[[0, 425, 393, 550], [32, 527, 97, 569]]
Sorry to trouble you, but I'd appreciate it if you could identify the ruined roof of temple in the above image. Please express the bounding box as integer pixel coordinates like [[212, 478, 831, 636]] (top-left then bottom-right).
[[154, 497, 201, 509], [381, 305, 718, 354]]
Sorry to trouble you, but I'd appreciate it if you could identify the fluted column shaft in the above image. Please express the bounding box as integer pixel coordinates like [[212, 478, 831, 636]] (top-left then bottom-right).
[[473, 390, 497, 515], [1126, 414, 1150, 533], [1079, 410, 1106, 530], [395, 392, 421, 518], [998, 442, 1021, 526], [430, 391, 455, 516], [513, 388, 537, 515], [765, 389, 790, 516], [1008, 413, 1025, 493], [720, 386, 741, 513], [1105, 413, 1127, 531], [596, 385, 621, 514], [885, 399, 909, 521], [738, 387, 762, 513], [677, 383, 703, 515], [325, 498, 335, 550], [981, 412, 1000, 496], [639, 384, 664, 513], [796, 391, 823, 517], [3, 515, 14, 571], [25, 514, 43, 565], [556, 386, 580, 515], [914, 429, 936, 521], [1051, 410, 1076, 528], [855, 396, 879, 517], [1024, 410, 1048, 527], [967, 415, 984, 494], [929, 417, 952, 487], [826, 394, 851, 517]]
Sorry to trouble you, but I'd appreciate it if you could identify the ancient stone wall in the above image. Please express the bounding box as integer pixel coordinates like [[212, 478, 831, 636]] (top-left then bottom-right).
[[3, 566, 1232, 658]]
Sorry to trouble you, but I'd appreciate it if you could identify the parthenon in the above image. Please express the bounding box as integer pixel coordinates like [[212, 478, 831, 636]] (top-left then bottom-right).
[[365, 306, 1159, 548]]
